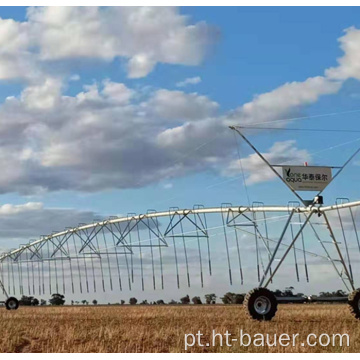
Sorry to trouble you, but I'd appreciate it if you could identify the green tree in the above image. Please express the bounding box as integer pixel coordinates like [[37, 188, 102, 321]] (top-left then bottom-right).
[[129, 297, 137, 305], [92, 299, 98, 305], [205, 293, 216, 304], [192, 296, 202, 304], [180, 295, 190, 304], [49, 293, 65, 306], [221, 292, 244, 304]]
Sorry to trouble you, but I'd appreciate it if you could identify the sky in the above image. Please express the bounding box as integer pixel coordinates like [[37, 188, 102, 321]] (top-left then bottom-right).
[[1, 6, 360, 302]]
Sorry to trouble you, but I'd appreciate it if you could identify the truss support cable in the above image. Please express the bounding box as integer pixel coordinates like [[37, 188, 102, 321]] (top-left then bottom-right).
[[107, 226, 122, 291], [259, 210, 294, 287], [233, 227, 244, 285], [289, 222, 300, 282], [324, 213, 355, 291], [194, 206, 212, 276], [233, 132, 251, 207], [309, 220, 351, 292], [158, 232, 164, 290], [145, 217, 156, 290], [127, 224, 134, 283], [112, 221, 132, 290], [336, 207, 354, 282], [86, 228, 97, 293], [11, 258, 16, 295], [110, 218, 132, 290], [36, 256, 41, 295], [253, 212, 261, 282], [221, 211, 233, 285], [0, 261, 4, 295], [81, 242, 90, 293], [169, 209, 180, 289], [7, 258, 10, 295], [349, 207, 360, 254], [135, 221, 144, 291], [179, 216, 191, 288], [193, 213, 204, 288], [101, 228, 114, 291], [298, 213, 309, 282], [94, 231, 106, 292], [263, 211, 313, 288], [72, 233, 83, 294], [262, 209, 273, 283], [46, 241, 51, 294], [65, 235, 75, 294], [59, 243, 66, 295], [16, 260, 21, 295], [112, 222, 131, 290], [40, 247, 45, 294]]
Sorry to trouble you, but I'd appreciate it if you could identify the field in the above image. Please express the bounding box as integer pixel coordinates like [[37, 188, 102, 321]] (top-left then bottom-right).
[[0, 304, 358, 352]]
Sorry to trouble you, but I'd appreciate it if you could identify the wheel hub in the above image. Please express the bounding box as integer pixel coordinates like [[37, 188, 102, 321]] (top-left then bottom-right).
[[7, 299, 17, 309], [254, 296, 271, 315]]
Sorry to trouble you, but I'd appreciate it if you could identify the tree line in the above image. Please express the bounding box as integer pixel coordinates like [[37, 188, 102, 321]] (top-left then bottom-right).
[[16, 287, 349, 306]]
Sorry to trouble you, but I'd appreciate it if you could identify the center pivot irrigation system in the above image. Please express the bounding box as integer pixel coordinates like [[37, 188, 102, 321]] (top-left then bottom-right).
[[0, 126, 360, 321]]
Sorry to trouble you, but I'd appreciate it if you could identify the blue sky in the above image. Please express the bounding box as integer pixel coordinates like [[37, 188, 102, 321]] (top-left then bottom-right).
[[1, 6, 360, 216], [1, 7, 360, 301]]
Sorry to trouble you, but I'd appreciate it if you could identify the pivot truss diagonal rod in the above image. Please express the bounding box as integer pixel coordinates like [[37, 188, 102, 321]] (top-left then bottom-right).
[[259, 210, 315, 288]]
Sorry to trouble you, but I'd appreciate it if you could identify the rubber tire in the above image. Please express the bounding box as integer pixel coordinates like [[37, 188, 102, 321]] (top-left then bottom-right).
[[244, 287, 278, 321], [5, 297, 19, 310], [348, 289, 360, 319]]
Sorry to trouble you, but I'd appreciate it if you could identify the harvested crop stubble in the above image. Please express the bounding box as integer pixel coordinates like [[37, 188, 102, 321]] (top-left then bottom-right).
[[0, 304, 357, 353]]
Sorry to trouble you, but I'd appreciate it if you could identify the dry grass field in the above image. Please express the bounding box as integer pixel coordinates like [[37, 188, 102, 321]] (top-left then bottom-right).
[[0, 304, 358, 353]]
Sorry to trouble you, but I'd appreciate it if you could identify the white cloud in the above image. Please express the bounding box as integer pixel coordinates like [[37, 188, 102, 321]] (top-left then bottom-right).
[[149, 89, 218, 121], [226, 76, 342, 127], [0, 78, 231, 194], [20, 77, 62, 109], [0, 7, 217, 80], [102, 79, 134, 104], [223, 140, 311, 184], [176, 76, 202, 87], [0, 15, 357, 194], [326, 27, 360, 80], [127, 54, 156, 79]]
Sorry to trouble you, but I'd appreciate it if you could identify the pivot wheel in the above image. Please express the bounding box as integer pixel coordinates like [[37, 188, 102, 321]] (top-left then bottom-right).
[[244, 288, 278, 321], [348, 289, 360, 319], [5, 297, 19, 310]]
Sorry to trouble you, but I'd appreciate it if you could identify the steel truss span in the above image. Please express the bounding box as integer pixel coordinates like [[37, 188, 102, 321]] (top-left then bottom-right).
[[1, 199, 360, 317]]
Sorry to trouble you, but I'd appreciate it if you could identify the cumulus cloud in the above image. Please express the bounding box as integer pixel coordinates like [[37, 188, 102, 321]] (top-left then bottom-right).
[[149, 89, 219, 120], [226, 76, 342, 127], [0, 7, 217, 80], [326, 27, 360, 80], [0, 78, 232, 194], [223, 140, 311, 184], [0, 72, 345, 195], [176, 76, 202, 87], [0, 11, 358, 195]]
